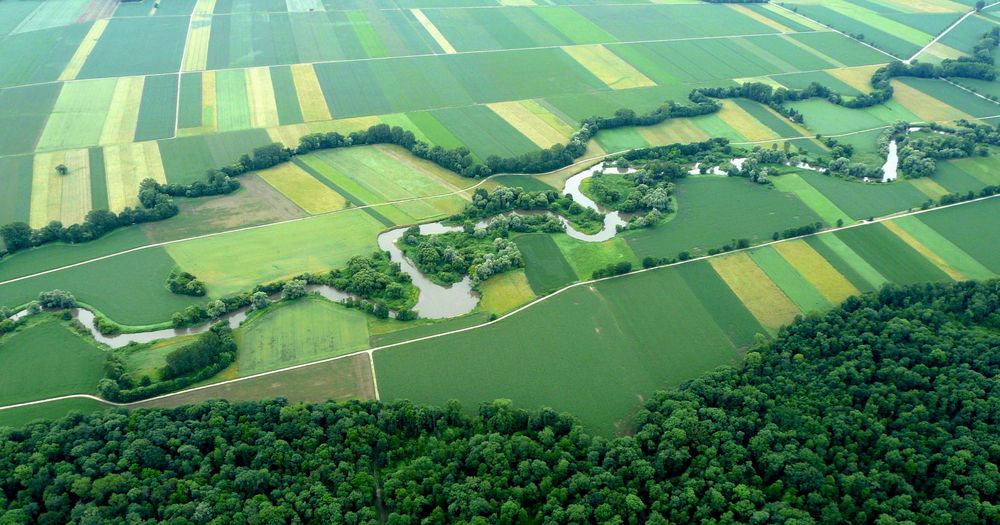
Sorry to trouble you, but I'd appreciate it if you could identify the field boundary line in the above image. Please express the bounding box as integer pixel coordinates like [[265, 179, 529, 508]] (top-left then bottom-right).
[[0, 30, 837, 95], [7, 108, 1000, 290], [3, 193, 997, 414], [769, 3, 900, 61], [368, 352, 381, 401], [908, 1, 1000, 63]]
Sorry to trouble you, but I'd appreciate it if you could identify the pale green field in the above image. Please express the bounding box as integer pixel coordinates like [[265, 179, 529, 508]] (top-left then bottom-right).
[[165, 210, 384, 296]]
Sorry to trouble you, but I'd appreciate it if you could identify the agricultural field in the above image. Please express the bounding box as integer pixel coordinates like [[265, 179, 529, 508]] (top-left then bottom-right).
[[2, 0, 1000, 440]]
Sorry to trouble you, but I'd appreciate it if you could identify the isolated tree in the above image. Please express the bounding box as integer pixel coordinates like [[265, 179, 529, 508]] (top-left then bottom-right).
[[37, 290, 76, 309], [55, 164, 68, 176], [977, 1, 985, 11]]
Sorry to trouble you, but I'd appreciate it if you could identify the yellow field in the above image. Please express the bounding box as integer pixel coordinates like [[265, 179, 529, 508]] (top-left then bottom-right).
[[99, 76, 145, 145], [879, 0, 966, 13], [882, 220, 964, 280], [267, 124, 312, 148], [182, 14, 212, 72], [29, 149, 92, 228], [563, 45, 655, 90], [828, 65, 882, 93], [59, 19, 108, 81], [922, 42, 966, 62], [479, 270, 536, 315], [246, 67, 280, 129], [193, 0, 216, 15], [488, 101, 569, 148], [411, 8, 457, 54], [36, 78, 117, 152], [309, 115, 382, 135], [718, 100, 779, 142], [908, 177, 950, 200], [709, 252, 800, 331], [258, 163, 347, 214], [103, 142, 167, 212], [290, 64, 333, 122], [198, 70, 218, 133], [499, 0, 536, 5], [772, 240, 860, 305], [891, 80, 975, 122], [728, 4, 793, 32], [781, 37, 848, 68], [638, 117, 710, 146]]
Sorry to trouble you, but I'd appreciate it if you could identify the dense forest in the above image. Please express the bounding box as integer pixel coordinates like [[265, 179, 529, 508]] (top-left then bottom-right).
[[1, 280, 998, 523]]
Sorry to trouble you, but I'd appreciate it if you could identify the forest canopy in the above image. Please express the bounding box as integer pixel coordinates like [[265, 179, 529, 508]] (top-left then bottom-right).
[[1, 280, 998, 524]]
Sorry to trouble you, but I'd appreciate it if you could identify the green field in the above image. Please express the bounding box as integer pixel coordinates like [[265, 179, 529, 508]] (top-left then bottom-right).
[[916, 197, 1000, 272], [235, 298, 371, 376], [136, 353, 376, 408], [625, 176, 823, 259], [0, 397, 109, 428], [78, 17, 188, 78], [134, 74, 179, 142], [834, 223, 953, 284], [515, 234, 578, 294], [376, 260, 761, 434], [0, 318, 107, 405]]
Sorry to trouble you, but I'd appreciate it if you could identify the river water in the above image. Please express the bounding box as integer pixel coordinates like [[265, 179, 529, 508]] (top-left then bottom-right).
[[4, 162, 672, 345]]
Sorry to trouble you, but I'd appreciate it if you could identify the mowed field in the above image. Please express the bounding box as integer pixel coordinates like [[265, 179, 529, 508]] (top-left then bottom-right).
[[375, 198, 999, 433]]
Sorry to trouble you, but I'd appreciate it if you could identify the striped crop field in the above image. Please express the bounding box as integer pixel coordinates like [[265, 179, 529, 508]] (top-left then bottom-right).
[[29, 149, 92, 228], [102, 142, 167, 212], [257, 162, 347, 215]]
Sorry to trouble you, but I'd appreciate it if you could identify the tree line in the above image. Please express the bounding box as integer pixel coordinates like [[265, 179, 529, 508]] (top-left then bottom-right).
[[1, 280, 997, 523]]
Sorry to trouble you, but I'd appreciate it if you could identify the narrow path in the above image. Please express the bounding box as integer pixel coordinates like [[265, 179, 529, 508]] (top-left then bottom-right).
[[3, 192, 997, 414], [908, 2, 1000, 63]]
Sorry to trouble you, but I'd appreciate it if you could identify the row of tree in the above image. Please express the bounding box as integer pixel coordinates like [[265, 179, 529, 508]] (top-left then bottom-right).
[[3, 280, 997, 522]]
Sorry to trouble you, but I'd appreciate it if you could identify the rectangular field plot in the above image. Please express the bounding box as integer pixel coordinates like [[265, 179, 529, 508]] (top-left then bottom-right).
[[805, 233, 888, 293], [883, 216, 994, 281], [420, 6, 571, 52], [375, 260, 758, 434], [772, 239, 861, 305], [215, 69, 252, 132], [102, 142, 167, 212], [0, 83, 61, 156], [134, 74, 179, 142], [478, 270, 536, 316], [625, 177, 823, 259], [293, 145, 473, 221], [0, 319, 105, 405], [270, 65, 304, 125], [834, 223, 953, 284], [785, 32, 892, 66], [794, 171, 928, 220], [29, 149, 93, 228], [788, 3, 926, 58], [709, 252, 801, 331], [257, 162, 347, 214], [99, 76, 145, 146], [0, 23, 91, 86], [138, 353, 376, 409], [0, 246, 201, 326], [429, 106, 540, 159], [164, 210, 385, 296], [563, 45, 655, 90], [37, 78, 117, 152], [533, 6, 616, 45], [553, 235, 640, 282], [770, 173, 853, 226], [235, 298, 370, 376], [912, 198, 1000, 273], [574, 3, 779, 41], [77, 17, 188, 78], [748, 246, 831, 313], [487, 100, 575, 149], [895, 77, 1000, 119], [0, 155, 33, 225]]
